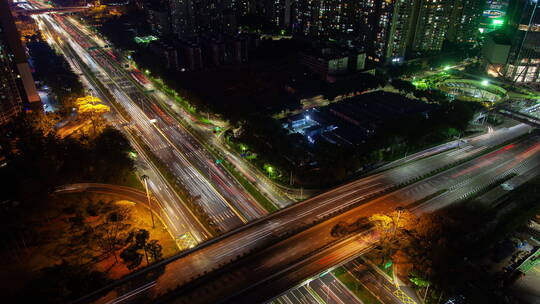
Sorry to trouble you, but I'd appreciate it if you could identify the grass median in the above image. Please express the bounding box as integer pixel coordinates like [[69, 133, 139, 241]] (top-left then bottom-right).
[[152, 96, 279, 213], [332, 267, 382, 304]]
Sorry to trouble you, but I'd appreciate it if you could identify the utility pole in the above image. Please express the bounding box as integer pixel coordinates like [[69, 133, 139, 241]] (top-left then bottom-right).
[[142, 175, 155, 228]]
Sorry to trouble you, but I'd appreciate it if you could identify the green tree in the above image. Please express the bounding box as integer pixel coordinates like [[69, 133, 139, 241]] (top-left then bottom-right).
[[135, 229, 150, 264], [91, 209, 132, 263], [91, 127, 135, 183], [146, 240, 163, 263], [391, 79, 416, 94], [20, 261, 109, 303], [120, 246, 143, 270], [27, 40, 84, 111], [122, 229, 163, 267]]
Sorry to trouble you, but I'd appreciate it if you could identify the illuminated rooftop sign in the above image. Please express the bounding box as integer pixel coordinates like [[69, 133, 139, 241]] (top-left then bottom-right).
[[134, 35, 158, 44]]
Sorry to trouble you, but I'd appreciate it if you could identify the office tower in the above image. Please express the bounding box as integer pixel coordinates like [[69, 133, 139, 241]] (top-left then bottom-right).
[[0, 0, 40, 124], [504, 0, 540, 83]]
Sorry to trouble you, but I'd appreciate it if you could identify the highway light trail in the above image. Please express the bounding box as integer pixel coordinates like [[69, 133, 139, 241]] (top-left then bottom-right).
[[36, 30, 537, 299], [27, 3, 540, 303], [80, 124, 539, 303], [36, 16, 211, 243], [59, 15, 270, 222], [34, 9, 269, 238]]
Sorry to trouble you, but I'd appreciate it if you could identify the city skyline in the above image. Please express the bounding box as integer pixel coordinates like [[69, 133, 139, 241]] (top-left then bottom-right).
[[1, 0, 540, 303]]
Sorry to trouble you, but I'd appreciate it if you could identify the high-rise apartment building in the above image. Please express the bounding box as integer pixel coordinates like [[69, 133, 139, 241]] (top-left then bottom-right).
[[386, 0, 417, 60], [169, 0, 229, 39], [229, 0, 255, 16], [169, 0, 196, 38], [0, 32, 23, 125], [165, 0, 485, 63], [290, 0, 401, 62], [448, 0, 485, 44], [291, 0, 319, 36], [289, 0, 473, 63], [193, 0, 226, 34], [314, 0, 351, 38], [412, 0, 453, 52], [0, 0, 40, 124], [146, 0, 172, 36]]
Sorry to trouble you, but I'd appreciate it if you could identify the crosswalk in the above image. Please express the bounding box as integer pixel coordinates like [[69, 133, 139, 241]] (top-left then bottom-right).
[[392, 289, 416, 304]]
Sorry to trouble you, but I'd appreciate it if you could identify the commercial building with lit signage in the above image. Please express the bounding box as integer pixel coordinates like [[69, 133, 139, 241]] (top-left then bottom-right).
[[483, 0, 540, 83], [479, 0, 510, 33]]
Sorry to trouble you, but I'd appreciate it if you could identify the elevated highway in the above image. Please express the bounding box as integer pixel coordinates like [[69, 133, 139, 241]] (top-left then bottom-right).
[[499, 108, 540, 128], [14, 6, 88, 15], [71, 125, 540, 304]]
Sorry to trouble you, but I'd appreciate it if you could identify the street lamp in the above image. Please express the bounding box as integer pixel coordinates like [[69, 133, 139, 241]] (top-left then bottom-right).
[[392, 206, 405, 239], [266, 165, 274, 177], [141, 175, 155, 228]]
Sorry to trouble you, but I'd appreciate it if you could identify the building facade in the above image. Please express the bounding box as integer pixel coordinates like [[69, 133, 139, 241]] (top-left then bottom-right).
[[479, 0, 510, 34], [162, 0, 486, 65], [447, 0, 485, 44], [411, 0, 453, 52], [169, 0, 196, 38], [503, 0, 540, 83], [0, 0, 40, 124], [386, 0, 417, 61]]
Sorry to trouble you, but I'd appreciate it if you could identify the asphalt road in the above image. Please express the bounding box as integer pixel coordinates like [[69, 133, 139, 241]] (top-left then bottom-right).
[[70, 129, 540, 304], [29, 4, 540, 303], [74, 16, 272, 219], [342, 260, 413, 304], [34, 14, 211, 243], [35, 11, 268, 236], [268, 264, 365, 304], [269, 253, 421, 304]]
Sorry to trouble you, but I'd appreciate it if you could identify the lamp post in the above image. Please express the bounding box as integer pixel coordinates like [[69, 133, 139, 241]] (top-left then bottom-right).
[[392, 206, 404, 239], [141, 175, 155, 228]]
